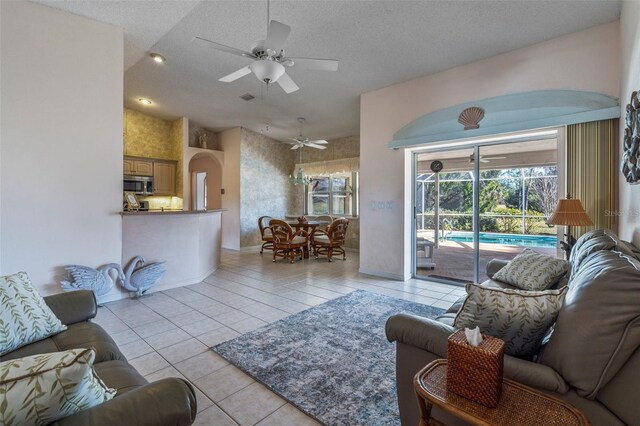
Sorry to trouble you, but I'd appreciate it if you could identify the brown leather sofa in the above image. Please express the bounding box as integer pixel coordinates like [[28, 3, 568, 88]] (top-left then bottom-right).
[[2, 290, 197, 426], [386, 230, 640, 426]]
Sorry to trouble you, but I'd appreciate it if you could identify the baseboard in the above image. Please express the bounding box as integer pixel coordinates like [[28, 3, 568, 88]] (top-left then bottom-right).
[[358, 267, 405, 281]]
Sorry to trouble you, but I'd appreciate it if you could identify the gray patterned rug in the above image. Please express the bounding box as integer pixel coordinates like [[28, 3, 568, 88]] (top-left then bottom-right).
[[213, 290, 445, 426]]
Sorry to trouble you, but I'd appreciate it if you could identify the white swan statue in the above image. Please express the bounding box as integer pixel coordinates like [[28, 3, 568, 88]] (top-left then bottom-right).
[[61, 263, 125, 299], [119, 256, 166, 297]]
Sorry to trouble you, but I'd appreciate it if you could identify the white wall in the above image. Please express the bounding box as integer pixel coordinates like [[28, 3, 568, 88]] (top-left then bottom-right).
[[220, 127, 241, 250], [360, 22, 620, 280], [0, 2, 123, 295], [619, 2, 640, 247]]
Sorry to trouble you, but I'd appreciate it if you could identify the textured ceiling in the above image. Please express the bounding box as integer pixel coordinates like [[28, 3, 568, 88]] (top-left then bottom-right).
[[34, 1, 621, 142]]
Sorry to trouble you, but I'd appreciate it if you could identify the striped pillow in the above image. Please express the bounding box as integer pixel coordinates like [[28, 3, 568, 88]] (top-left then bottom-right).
[[493, 249, 568, 291]]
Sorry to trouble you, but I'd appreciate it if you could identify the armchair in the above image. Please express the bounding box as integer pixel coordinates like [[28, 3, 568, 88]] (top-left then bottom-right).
[[311, 218, 349, 262], [269, 219, 309, 263], [258, 215, 274, 254]]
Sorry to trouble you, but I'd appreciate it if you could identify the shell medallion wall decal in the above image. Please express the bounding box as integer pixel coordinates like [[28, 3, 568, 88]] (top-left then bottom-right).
[[621, 90, 640, 184], [458, 106, 485, 130]]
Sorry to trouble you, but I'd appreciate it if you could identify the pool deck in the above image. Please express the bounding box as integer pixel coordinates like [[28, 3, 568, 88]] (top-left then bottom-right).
[[416, 239, 558, 284]]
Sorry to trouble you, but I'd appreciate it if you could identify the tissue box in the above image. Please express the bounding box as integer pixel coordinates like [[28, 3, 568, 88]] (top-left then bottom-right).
[[446, 329, 505, 408]]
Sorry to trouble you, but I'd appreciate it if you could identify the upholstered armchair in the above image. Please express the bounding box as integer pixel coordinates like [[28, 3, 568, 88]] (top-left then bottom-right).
[[311, 218, 349, 262], [269, 219, 309, 263], [258, 216, 274, 254]]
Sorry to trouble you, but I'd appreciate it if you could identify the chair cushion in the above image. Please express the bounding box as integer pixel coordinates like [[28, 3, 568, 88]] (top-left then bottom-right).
[[0, 272, 67, 356], [492, 248, 569, 291], [454, 283, 567, 357], [539, 250, 640, 399], [263, 228, 272, 238], [314, 234, 331, 244], [0, 348, 115, 426], [291, 236, 306, 245]]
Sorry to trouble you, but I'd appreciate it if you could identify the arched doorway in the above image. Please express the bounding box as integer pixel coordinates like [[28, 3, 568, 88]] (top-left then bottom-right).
[[188, 152, 222, 210]]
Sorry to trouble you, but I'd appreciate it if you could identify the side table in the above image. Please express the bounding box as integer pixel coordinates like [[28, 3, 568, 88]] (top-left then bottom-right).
[[414, 359, 590, 426]]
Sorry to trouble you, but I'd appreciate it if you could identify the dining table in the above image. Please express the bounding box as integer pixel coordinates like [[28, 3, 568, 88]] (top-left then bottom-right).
[[285, 220, 330, 259]]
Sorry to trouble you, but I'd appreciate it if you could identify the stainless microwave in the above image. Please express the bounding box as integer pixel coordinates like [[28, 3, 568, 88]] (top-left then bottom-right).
[[124, 175, 153, 195]]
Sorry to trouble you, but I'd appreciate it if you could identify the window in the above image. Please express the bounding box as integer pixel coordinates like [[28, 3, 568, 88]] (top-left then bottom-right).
[[307, 172, 358, 216]]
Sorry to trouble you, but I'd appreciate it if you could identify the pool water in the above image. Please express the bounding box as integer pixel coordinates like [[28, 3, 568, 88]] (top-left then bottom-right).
[[445, 232, 557, 249]]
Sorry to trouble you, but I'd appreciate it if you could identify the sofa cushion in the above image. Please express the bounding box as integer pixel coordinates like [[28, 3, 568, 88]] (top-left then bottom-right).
[[538, 250, 640, 399], [492, 248, 569, 291], [0, 272, 67, 356], [94, 360, 148, 395], [0, 348, 115, 426], [454, 283, 567, 357], [569, 229, 638, 278], [1, 322, 125, 363]]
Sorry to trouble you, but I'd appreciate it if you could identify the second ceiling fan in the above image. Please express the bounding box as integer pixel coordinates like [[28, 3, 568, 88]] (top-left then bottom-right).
[[286, 117, 327, 150], [192, 2, 338, 94]]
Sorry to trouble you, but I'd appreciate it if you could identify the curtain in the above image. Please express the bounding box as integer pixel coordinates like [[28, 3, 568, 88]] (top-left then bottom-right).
[[566, 119, 618, 238], [295, 157, 359, 175]]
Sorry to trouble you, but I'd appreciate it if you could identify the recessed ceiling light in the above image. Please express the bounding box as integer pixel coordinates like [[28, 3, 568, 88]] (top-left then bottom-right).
[[150, 53, 166, 64], [138, 98, 153, 105]]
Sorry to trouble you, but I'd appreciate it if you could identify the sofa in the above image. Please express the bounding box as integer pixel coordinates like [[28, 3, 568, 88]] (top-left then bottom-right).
[[2, 290, 198, 426], [386, 230, 640, 426]]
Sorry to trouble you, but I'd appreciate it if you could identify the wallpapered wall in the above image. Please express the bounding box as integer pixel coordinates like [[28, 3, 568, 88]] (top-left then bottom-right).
[[240, 128, 297, 247], [123, 108, 184, 199]]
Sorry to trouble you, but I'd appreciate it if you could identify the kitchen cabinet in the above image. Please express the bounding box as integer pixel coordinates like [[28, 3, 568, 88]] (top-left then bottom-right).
[[153, 162, 176, 195], [123, 158, 154, 176]]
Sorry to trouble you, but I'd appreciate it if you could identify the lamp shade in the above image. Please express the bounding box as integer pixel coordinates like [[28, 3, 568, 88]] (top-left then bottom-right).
[[548, 197, 593, 226]]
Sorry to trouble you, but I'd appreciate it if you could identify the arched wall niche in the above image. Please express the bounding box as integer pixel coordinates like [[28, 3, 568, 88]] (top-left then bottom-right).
[[187, 150, 223, 210]]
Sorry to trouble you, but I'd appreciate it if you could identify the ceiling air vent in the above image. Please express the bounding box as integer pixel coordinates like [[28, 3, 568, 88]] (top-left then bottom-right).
[[240, 93, 255, 101]]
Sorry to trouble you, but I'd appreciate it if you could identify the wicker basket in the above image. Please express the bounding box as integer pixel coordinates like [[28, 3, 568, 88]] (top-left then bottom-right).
[[446, 329, 505, 408]]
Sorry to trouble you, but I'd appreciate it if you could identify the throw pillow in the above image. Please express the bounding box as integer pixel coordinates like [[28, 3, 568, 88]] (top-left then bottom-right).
[[0, 271, 67, 356], [493, 248, 569, 291], [0, 348, 116, 425], [454, 283, 568, 357]]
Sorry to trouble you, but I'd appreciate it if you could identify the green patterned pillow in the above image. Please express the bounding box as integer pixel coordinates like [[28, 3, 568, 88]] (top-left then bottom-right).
[[0, 348, 116, 425], [493, 248, 569, 291], [454, 283, 568, 357], [0, 272, 67, 356]]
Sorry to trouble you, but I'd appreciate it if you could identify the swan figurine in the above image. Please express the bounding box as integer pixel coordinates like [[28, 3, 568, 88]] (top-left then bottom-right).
[[61, 263, 125, 299], [119, 256, 166, 297]]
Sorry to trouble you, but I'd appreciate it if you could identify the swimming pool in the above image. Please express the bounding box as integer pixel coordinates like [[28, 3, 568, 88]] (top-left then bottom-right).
[[445, 232, 557, 249]]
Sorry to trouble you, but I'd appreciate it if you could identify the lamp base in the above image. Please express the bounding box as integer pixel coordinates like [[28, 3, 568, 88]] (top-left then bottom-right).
[[559, 232, 577, 260]]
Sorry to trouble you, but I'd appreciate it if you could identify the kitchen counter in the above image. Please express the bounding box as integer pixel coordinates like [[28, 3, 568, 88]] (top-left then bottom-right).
[[121, 209, 225, 216], [122, 209, 223, 292]]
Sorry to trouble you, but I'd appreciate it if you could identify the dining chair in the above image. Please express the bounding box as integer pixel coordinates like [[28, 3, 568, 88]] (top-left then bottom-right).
[[311, 218, 349, 262], [258, 216, 274, 254], [269, 219, 309, 263]]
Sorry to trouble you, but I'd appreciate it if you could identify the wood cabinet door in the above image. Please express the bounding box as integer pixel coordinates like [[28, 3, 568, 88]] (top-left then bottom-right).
[[123, 158, 134, 175], [153, 162, 176, 195], [134, 160, 154, 176]]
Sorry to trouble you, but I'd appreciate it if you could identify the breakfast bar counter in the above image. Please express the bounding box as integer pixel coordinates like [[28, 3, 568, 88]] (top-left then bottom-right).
[[121, 209, 224, 292]]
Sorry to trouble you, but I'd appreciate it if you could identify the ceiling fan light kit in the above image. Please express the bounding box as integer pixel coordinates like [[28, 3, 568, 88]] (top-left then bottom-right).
[[249, 60, 285, 84]]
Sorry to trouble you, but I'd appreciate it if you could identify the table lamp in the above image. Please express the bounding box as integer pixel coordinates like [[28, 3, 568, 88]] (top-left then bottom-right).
[[547, 194, 593, 259]]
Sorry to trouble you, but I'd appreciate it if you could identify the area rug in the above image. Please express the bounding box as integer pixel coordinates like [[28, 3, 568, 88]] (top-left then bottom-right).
[[213, 290, 445, 426]]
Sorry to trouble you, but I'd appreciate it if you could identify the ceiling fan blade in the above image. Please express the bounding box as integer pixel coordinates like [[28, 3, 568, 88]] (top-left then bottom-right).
[[277, 72, 299, 94], [291, 144, 301, 150], [192, 36, 256, 59], [283, 57, 339, 71], [309, 139, 328, 144], [219, 66, 252, 82], [265, 20, 291, 51], [306, 143, 327, 150], [484, 156, 507, 160], [480, 158, 490, 163]]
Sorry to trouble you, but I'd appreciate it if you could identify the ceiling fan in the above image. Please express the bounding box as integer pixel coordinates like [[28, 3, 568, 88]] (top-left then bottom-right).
[[192, 2, 338, 94], [469, 154, 507, 163], [286, 117, 328, 150]]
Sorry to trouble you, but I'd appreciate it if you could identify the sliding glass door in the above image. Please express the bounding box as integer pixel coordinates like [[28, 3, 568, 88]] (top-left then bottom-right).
[[414, 147, 477, 283], [413, 133, 560, 284]]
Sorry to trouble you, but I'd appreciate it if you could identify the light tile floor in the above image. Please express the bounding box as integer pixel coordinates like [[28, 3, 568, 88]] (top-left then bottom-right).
[[93, 249, 464, 425]]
